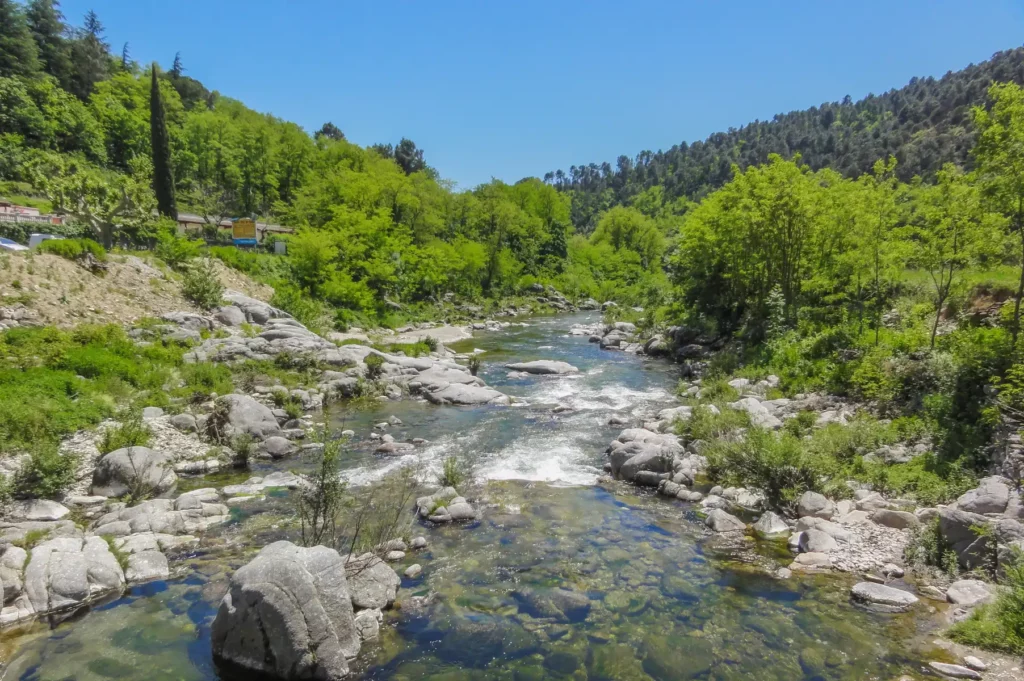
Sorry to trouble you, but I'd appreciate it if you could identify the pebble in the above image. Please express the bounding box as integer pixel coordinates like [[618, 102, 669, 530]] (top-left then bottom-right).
[[928, 662, 981, 679], [404, 564, 422, 579], [410, 536, 427, 549], [963, 656, 987, 672], [385, 550, 406, 562]]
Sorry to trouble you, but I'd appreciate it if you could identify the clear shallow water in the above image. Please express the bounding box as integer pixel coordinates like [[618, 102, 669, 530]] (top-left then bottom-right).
[[0, 313, 947, 681]]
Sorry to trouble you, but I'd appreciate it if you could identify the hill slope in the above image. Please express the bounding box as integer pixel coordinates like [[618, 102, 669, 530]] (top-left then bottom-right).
[[548, 46, 1024, 230]]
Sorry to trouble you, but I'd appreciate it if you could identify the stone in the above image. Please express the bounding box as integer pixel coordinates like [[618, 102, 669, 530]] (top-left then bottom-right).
[[505, 360, 579, 375], [23, 537, 124, 615], [91, 446, 177, 498], [882, 563, 905, 578], [871, 509, 920, 529], [728, 396, 783, 429], [850, 582, 918, 611], [799, 529, 838, 553], [928, 662, 982, 679], [423, 383, 511, 406], [170, 413, 198, 433], [797, 491, 835, 519], [956, 476, 1011, 515], [704, 509, 746, 532], [345, 553, 400, 610], [946, 579, 994, 608], [260, 436, 295, 459], [384, 550, 405, 562], [211, 541, 359, 681], [410, 536, 427, 549], [126, 550, 169, 582], [404, 564, 422, 579], [214, 305, 247, 326], [211, 394, 282, 440], [752, 511, 790, 538], [962, 656, 987, 672], [7, 500, 70, 522], [141, 406, 164, 419], [790, 552, 831, 571], [353, 609, 380, 642]]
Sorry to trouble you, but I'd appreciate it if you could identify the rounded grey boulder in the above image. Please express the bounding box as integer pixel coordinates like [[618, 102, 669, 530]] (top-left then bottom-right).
[[91, 446, 177, 498], [850, 582, 918, 612], [212, 541, 360, 681]]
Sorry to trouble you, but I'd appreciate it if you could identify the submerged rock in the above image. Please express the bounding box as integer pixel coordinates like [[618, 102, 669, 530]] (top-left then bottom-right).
[[211, 541, 359, 681], [505, 360, 579, 375]]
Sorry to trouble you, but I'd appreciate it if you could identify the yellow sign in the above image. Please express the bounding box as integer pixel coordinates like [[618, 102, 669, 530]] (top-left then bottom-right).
[[233, 218, 256, 241]]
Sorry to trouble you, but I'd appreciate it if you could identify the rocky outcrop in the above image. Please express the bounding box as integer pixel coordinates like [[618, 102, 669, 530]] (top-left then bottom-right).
[[211, 541, 360, 681], [937, 476, 1024, 573], [91, 488, 229, 537]]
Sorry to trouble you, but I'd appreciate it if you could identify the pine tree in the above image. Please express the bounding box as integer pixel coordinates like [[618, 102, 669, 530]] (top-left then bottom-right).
[[0, 0, 41, 78], [67, 9, 110, 99], [26, 0, 72, 87], [150, 64, 178, 219]]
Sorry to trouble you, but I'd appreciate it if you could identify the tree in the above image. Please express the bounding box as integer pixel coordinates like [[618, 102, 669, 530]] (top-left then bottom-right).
[[67, 9, 110, 100], [394, 138, 426, 175], [861, 156, 904, 345], [150, 64, 177, 219], [171, 51, 183, 77], [26, 0, 72, 88], [974, 82, 1024, 346], [911, 165, 993, 348], [120, 42, 131, 71], [0, 0, 41, 78], [315, 121, 344, 141], [289, 230, 338, 297]]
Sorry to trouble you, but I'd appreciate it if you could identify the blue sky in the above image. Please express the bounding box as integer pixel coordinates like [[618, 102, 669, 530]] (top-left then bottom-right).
[[60, 0, 1024, 189]]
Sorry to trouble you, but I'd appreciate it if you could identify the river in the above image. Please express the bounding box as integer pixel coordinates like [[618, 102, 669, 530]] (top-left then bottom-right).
[[1, 312, 945, 680]]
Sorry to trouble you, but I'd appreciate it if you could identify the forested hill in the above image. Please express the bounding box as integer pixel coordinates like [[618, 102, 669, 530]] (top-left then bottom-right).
[[547, 46, 1024, 231]]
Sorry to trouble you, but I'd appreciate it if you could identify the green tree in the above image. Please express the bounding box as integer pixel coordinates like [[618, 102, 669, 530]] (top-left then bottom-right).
[[149, 64, 177, 218], [289, 230, 338, 297], [67, 9, 110, 100], [973, 82, 1024, 346], [26, 0, 72, 88], [0, 0, 41, 78]]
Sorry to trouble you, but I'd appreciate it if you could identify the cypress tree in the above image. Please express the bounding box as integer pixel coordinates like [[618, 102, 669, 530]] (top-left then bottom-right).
[[150, 64, 177, 219]]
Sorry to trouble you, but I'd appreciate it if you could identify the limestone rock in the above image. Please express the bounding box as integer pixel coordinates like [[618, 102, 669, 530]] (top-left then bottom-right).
[[850, 582, 918, 611]]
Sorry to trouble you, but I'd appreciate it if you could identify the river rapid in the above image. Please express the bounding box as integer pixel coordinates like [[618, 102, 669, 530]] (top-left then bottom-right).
[[1, 312, 949, 681]]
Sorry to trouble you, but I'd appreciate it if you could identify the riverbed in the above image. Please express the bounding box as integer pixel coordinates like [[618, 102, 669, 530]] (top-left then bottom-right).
[[0, 312, 950, 680]]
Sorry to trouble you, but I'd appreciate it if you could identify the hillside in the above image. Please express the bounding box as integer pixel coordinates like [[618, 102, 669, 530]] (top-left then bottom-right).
[[547, 46, 1024, 230]]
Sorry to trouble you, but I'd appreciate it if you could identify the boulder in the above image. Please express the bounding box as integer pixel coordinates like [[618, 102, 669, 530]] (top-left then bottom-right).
[[214, 305, 247, 327], [210, 394, 282, 441], [423, 383, 511, 406], [261, 436, 296, 459], [345, 553, 400, 610], [504, 361, 579, 375], [170, 413, 198, 433], [752, 511, 790, 538], [704, 509, 746, 533], [728, 397, 782, 429], [91, 446, 177, 498], [211, 541, 359, 681], [946, 579, 994, 608], [850, 582, 918, 612], [794, 517, 853, 543], [871, 509, 920, 529], [23, 537, 124, 615], [797, 491, 835, 519], [799, 529, 838, 553], [955, 476, 1011, 515]]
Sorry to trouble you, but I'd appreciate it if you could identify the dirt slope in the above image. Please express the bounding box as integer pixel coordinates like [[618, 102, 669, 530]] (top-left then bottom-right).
[[0, 251, 273, 328]]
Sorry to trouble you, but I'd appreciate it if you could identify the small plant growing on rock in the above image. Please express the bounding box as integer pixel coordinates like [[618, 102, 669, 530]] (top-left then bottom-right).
[[437, 455, 467, 490], [298, 427, 346, 547], [14, 447, 78, 499], [468, 355, 482, 376], [181, 257, 225, 310], [423, 336, 439, 352], [364, 353, 385, 380], [230, 434, 256, 468], [101, 534, 130, 572]]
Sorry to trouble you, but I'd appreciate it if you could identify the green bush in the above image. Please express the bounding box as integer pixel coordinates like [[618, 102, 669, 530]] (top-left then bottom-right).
[[437, 455, 467, 489], [179, 362, 233, 398], [704, 427, 844, 512], [697, 377, 740, 403], [181, 257, 225, 310], [904, 516, 960, 577], [948, 551, 1024, 655], [14, 446, 78, 498], [155, 231, 203, 271], [98, 409, 152, 454], [37, 238, 107, 262], [677, 404, 750, 442]]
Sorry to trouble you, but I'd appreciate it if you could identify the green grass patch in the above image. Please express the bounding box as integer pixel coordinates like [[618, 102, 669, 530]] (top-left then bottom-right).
[[948, 552, 1024, 655]]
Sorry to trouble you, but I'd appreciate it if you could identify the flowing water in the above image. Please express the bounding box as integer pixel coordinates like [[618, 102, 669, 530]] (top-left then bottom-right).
[[0, 313, 950, 681]]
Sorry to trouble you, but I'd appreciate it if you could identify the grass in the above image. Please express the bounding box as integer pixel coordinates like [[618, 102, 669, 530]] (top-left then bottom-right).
[[437, 455, 468, 489], [101, 534, 131, 572]]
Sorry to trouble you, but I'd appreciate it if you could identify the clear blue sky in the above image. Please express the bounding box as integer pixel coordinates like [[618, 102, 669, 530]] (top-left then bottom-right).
[[60, 0, 1024, 189]]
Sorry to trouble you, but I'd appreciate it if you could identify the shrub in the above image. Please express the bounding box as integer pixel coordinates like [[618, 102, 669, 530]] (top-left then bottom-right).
[[704, 428, 843, 512], [298, 428, 346, 547], [423, 336, 439, 352], [364, 353, 385, 379], [677, 405, 750, 442], [37, 238, 106, 263], [179, 361, 233, 398], [154, 231, 202, 270], [14, 446, 78, 498], [230, 434, 256, 467], [468, 355, 482, 376], [904, 516, 960, 577], [948, 551, 1024, 655], [98, 409, 152, 454], [697, 377, 740, 403], [438, 455, 467, 489], [181, 257, 225, 310]]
